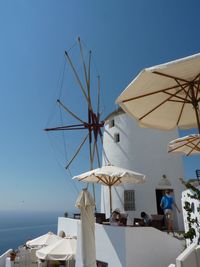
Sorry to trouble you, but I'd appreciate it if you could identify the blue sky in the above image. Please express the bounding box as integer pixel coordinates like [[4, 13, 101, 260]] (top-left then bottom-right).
[[0, 0, 199, 213]]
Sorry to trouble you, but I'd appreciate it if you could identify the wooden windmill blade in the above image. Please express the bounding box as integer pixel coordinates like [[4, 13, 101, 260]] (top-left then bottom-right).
[[45, 38, 106, 202]]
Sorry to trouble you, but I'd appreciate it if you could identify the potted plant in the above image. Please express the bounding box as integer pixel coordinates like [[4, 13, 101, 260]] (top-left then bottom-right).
[[9, 250, 17, 261]]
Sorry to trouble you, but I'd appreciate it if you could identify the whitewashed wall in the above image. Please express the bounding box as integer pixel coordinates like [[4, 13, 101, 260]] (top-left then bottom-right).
[[101, 110, 185, 230], [57, 217, 184, 267], [57, 217, 78, 237], [0, 249, 12, 267], [95, 224, 183, 267]]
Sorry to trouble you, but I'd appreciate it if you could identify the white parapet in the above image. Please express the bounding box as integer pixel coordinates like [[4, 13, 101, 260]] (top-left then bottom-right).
[[0, 249, 12, 267], [95, 224, 184, 267], [57, 217, 79, 238], [58, 217, 184, 267], [168, 243, 200, 267], [176, 243, 198, 267]]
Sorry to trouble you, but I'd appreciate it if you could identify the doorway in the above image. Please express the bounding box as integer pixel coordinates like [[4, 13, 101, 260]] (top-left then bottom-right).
[[156, 189, 175, 214], [156, 188, 179, 230], [156, 189, 165, 215]]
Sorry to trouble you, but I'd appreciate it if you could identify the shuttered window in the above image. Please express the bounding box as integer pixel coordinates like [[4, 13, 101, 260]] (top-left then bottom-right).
[[109, 119, 115, 128], [124, 190, 135, 211], [114, 133, 120, 143]]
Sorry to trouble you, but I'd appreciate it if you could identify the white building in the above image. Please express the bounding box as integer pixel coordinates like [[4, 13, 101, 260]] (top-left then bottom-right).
[[101, 108, 185, 230]]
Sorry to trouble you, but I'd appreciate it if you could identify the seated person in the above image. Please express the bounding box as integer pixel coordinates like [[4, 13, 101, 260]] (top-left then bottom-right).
[[120, 213, 127, 226], [140, 211, 152, 226], [109, 209, 122, 226]]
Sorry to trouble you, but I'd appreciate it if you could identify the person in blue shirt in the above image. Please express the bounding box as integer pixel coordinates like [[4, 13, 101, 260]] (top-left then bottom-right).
[[160, 189, 181, 234]]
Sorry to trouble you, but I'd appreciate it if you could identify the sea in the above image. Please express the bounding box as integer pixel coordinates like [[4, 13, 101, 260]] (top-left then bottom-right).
[[0, 210, 63, 255]]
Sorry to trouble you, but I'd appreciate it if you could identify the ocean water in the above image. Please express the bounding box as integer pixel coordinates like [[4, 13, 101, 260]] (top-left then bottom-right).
[[0, 210, 62, 255]]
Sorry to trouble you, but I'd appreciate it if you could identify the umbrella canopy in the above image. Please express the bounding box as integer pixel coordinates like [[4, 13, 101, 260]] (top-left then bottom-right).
[[116, 53, 200, 133], [26, 232, 61, 248], [168, 134, 200, 156], [36, 237, 76, 261], [75, 189, 96, 267], [73, 165, 146, 213]]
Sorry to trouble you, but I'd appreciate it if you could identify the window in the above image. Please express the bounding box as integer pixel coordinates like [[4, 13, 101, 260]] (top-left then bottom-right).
[[109, 119, 115, 128], [96, 261, 108, 267], [124, 190, 135, 211], [114, 133, 120, 143]]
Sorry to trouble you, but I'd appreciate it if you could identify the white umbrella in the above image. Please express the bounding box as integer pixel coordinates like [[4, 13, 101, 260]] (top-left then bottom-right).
[[168, 134, 200, 156], [75, 189, 96, 267], [73, 165, 146, 213], [116, 53, 200, 133], [26, 232, 61, 248], [36, 237, 76, 261]]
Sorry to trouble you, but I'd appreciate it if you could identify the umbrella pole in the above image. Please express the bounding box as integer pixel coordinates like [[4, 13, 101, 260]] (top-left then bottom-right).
[[109, 185, 112, 214], [191, 85, 200, 134], [194, 106, 200, 134]]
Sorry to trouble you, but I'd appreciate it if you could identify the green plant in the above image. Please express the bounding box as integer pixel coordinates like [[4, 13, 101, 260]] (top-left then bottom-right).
[[180, 178, 200, 243]]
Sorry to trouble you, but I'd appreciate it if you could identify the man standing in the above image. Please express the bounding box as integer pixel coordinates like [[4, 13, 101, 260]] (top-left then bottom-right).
[[160, 190, 181, 234]]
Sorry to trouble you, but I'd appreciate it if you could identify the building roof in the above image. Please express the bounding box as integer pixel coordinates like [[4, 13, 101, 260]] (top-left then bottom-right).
[[104, 107, 125, 123]]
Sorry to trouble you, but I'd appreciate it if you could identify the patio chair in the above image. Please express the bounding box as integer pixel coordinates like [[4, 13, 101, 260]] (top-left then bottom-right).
[[95, 213, 106, 224], [133, 218, 144, 226], [73, 213, 80, 219], [151, 214, 164, 230], [120, 213, 128, 226]]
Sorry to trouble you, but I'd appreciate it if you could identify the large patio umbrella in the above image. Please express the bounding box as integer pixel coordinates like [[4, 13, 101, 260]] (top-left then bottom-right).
[[168, 134, 200, 156], [26, 232, 61, 248], [116, 53, 200, 133], [73, 165, 146, 213], [75, 189, 96, 267], [36, 237, 76, 261]]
